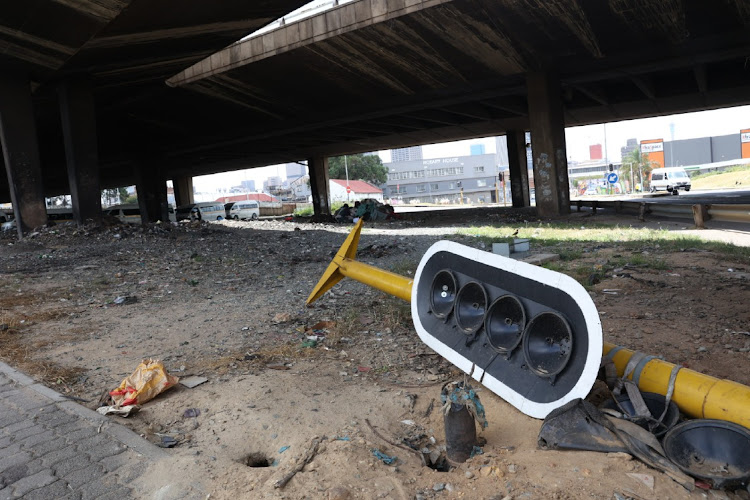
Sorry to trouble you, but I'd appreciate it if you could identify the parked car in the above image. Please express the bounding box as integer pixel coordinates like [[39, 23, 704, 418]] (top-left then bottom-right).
[[649, 167, 691, 195], [229, 201, 260, 220]]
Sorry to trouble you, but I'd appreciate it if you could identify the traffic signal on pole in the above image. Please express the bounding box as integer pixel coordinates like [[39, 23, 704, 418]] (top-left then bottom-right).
[[608, 163, 614, 172], [412, 241, 602, 418], [499, 173, 504, 183]]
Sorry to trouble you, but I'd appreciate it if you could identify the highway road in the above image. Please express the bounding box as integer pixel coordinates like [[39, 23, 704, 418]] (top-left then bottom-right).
[[581, 189, 750, 205]]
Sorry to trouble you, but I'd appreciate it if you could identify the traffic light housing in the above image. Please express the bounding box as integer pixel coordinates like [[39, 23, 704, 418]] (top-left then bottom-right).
[[412, 241, 602, 418], [498, 173, 504, 183]]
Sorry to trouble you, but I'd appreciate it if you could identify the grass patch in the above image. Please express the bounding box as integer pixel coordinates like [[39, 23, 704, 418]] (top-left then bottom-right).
[[457, 222, 750, 261]]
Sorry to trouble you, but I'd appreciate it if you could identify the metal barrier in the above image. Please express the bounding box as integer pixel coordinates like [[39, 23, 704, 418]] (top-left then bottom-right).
[[573, 200, 750, 226]]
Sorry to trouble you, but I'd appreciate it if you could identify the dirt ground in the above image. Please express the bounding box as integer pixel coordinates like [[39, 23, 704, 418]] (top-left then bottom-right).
[[1, 208, 749, 500]]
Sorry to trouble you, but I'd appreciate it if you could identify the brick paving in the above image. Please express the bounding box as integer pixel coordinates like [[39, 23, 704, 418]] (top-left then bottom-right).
[[0, 363, 170, 499]]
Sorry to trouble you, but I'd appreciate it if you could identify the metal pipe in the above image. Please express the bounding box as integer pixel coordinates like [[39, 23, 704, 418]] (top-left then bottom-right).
[[604, 342, 750, 429]]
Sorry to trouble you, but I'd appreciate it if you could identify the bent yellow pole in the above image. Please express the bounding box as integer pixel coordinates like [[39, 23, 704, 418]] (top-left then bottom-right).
[[308, 220, 750, 428], [307, 219, 413, 304]]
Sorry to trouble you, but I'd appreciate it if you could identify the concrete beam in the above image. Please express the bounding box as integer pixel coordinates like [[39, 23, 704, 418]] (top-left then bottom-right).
[[308, 155, 331, 216], [167, 0, 452, 87], [173, 175, 194, 207], [58, 77, 102, 227], [527, 73, 570, 217], [506, 130, 530, 208], [135, 163, 168, 223], [0, 73, 47, 238]]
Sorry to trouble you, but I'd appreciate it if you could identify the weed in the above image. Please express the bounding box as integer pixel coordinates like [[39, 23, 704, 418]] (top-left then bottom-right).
[[390, 258, 418, 277]]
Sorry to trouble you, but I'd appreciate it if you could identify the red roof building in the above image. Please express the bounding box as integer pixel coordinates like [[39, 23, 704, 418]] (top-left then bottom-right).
[[217, 193, 279, 203]]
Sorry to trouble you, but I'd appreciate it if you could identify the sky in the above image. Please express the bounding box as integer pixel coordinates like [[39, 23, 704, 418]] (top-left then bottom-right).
[[193, 104, 750, 192]]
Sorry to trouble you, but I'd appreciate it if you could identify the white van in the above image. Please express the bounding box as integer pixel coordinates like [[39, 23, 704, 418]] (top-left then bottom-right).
[[175, 202, 225, 221], [229, 201, 260, 220], [649, 167, 691, 195], [105, 204, 177, 223]]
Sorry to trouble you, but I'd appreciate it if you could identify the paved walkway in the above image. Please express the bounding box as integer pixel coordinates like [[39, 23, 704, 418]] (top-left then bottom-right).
[[0, 363, 169, 499]]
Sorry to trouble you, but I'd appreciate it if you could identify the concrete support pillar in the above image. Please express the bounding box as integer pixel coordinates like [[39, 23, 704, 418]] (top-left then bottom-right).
[[506, 130, 530, 208], [58, 77, 102, 226], [173, 175, 194, 207], [135, 163, 168, 223], [308, 156, 331, 216], [527, 73, 570, 217], [0, 73, 48, 238]]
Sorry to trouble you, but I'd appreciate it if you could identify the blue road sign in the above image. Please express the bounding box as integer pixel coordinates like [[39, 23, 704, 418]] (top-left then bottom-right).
[[607, 172, 619, 184]]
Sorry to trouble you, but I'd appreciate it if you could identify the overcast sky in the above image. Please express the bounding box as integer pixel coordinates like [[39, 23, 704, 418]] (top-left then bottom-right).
[[193, 104, 750, 192]]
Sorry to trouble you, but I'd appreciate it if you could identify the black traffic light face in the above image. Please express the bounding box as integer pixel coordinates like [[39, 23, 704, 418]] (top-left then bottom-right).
[[412, 241, 602, 419]]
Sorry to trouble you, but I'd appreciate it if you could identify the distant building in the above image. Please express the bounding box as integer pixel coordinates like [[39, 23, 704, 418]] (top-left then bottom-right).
[[383, 153, 501, 204], [589, 144, 603, 160], [495, 136, 509, 169], [217, 193, 280, 203], [263, 176, 283, 191], [470, 144, 485, 155], [391, 145, 423, 162], [620, 138, 638, 161], [285, 162, 306, 181], [330, 179, 383, 203], [240, 180, 256, 192], [289, 175, 311, 201]]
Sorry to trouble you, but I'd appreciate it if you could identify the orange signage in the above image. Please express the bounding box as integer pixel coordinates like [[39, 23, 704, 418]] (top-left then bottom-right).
[[742, 129, 750, 159], [641, 139, 664, 169]]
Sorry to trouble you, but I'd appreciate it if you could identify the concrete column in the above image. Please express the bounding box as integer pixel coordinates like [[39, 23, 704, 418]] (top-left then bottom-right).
[[173, 176, 194, 207], [308, 156, 331, 216], [0, 73, 48, 238], [58, 77, 102, 226], [527, 73, 570, 217], [135, 163, 168, 223], [506, 130, 530, 208]]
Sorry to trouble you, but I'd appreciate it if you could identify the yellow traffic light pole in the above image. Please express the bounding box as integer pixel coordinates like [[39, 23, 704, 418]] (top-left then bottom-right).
[[308, 220, 750, 428]]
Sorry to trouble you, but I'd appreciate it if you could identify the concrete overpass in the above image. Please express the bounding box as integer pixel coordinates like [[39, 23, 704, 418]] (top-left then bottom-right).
[[3, 0, 750, 234]]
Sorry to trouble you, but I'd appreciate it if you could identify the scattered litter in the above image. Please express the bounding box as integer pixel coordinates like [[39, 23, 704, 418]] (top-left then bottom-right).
[[183, 408, 201, 418], [357, 366, 371, 373], [300, 339, 317, 348], [371, 449, 397, 465], [272, 312, 292, 324], [180, 376, 208, 389], [470, 446, 484, 457], [400, 420, 416, 426], [267, 363, 290, 370], [602, 289, 620, 295], [113, 295, 137, 305], [157, 435, 179, 448], [110, 359, 178, 406], [96, 405, 140, 417], [334, 436, 351, 441], [441, 381, 488, 429], [627, 473, 654, 490], [279, 446, 290, 453]]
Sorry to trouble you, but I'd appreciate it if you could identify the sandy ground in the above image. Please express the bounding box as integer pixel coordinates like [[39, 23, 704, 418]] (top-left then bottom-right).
[[1, 209, 749, 500]]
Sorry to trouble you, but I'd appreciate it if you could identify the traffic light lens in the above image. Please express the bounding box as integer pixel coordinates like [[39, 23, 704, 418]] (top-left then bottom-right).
[[485, 295, 526, 353], [430, 270, 457, 320], [523, 312, 573, 377], [455, 282, 487, 334]]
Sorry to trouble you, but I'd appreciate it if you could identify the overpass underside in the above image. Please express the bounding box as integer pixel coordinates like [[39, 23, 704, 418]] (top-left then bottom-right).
[[2, 0, 750, 233]]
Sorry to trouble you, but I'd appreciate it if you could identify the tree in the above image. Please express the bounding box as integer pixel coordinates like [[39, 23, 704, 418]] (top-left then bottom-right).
[[329, 154, 387, 185], [621, 148, 655, 191]]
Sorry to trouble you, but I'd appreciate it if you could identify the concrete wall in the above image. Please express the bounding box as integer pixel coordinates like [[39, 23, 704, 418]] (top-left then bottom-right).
[[664, 134, 740, 167], [711, 134, 741, 162]]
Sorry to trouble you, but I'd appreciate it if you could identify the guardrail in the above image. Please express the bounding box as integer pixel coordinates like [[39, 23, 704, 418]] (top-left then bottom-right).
[[571, 200, 750, 226]]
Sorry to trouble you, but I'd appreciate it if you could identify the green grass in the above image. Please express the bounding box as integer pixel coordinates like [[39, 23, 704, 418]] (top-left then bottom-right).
[[457, 222, 750, 261]]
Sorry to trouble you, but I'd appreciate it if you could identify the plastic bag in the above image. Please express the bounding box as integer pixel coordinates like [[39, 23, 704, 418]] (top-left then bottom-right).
[[110, 359, 179, 406]]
